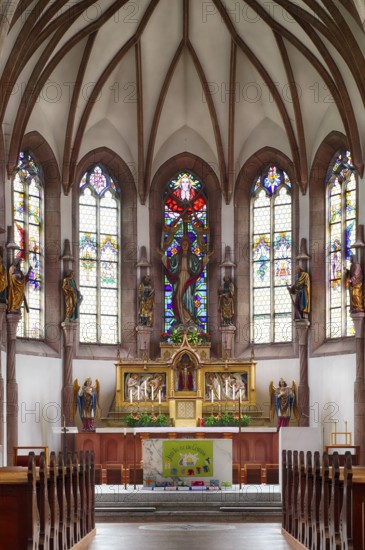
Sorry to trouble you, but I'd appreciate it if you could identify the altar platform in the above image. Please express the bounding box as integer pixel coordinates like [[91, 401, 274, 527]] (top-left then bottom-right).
[[76, 427, 279, 468]]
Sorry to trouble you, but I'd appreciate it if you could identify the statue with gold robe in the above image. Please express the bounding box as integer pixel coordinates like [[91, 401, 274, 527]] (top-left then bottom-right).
[[7, 258, 31, 313], [346, 254, 364, 313]]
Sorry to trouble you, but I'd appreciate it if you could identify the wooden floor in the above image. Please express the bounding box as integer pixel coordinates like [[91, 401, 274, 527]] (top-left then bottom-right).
[[84, 523, 293, 549]]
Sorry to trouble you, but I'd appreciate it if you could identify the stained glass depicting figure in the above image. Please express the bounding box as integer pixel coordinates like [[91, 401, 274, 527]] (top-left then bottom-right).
[[13, 151, 43, 338], [162, 173, 208, 333], [79, 165, 119, 344], [327, 150, 356, 337], [251, 167, 292, 343]]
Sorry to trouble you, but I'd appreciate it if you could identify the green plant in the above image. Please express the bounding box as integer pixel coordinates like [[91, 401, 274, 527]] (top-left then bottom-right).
[[124, 412, 171, 427], [203, 413, 251, 427]]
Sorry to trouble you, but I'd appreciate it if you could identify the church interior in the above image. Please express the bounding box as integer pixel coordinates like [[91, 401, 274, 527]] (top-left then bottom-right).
[[1, 0, 365, 547]]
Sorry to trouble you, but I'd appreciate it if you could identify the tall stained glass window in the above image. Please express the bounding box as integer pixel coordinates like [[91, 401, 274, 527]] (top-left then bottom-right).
[[13, 151, 43, 339], [79, 165, 119, 344], [251, 165, 292, 343], [327, 150, 357, 338], [162, 172, 208, 333]]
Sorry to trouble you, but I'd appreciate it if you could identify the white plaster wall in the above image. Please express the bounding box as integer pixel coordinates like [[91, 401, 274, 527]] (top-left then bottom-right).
[[16, 355, 63, 461], [309, 354, 356, 450]]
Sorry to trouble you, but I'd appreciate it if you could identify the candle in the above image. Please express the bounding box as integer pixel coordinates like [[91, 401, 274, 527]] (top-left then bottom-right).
[[137, 386, 140, 401], [232, 384, 236, 400], [158, 390, 161, 405], [225, 379, 228, 396], [218, 385, 221, 401], [211, 390, 214, 403], [144, 380, 147, 397], [124, 428, 127, 436], [130, 389, 133, 404], [151, 387, 154, 401]]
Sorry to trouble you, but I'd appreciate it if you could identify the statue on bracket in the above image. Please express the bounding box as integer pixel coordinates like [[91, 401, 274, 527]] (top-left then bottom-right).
[[138, 275, 155, 326], [218, 275, 235, 325], [7, 257, 32, 313], [288, 266, 310, 319], [62, 270, 83, 322], [73, 377, 100, 432], [269, 378, 299, 430], [346, 253, 364, 313], [0, 246, 7, 304]]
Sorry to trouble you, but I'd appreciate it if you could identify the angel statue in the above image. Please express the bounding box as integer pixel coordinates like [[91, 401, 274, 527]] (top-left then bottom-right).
[[269, 378, 299, 431], [73, 377, 100, 432]]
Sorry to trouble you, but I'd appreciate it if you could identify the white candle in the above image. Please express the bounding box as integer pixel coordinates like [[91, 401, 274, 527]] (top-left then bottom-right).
[[225, 379, 228, 396], [137, 386, 140, 401], [218, 385, 221, 401], [211, 390, 214, 403], [130, 389, 133, 404], [144, 380, 147, 397], [151, 387, 154, 401], [232, 384, 236, 400], [158, 390, 161, 404]]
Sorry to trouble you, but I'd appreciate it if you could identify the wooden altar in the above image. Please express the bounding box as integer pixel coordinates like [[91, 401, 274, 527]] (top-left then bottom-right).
[[114, 339, 257, 428]]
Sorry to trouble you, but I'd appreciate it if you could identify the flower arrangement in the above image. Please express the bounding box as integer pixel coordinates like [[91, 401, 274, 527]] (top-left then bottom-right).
[[125, 412, 171, 427], [160, 327, 211, 345], [203, 413, 251, 427]]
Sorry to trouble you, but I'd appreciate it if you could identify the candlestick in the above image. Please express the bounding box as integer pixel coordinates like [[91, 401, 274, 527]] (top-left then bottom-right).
[[239, 389, 242, 403]]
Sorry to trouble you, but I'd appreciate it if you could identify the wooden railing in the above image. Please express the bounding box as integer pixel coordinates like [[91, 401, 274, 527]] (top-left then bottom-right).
[[282, 449, 365, 550], [0, 450, 95, 550]]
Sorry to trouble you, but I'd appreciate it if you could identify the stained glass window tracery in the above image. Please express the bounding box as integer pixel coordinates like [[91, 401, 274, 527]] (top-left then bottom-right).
[[79, 165, 119, 344], [13, 151, 43, 339], [251, 165, 292, 343], [162, 172, 208, 333], [327, 150, 357, 338]]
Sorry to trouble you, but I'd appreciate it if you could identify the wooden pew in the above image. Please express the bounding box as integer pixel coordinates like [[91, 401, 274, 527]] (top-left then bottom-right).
[[72, 453, 81, 544], [329, 452, 342, 550], [37, 452, 51, 550], [285, 451, 293, 535], [292, 450, 299, 539], [78, 451, 87, 538], [320, 452, 331, 550], [48, 452, 60, 550], [304, 451, 313, 549], [57, 453, 68, 550], [0, 455, 40, 550], [281, 450, 287, 530], [65, 454, 75, 548], [310, 451, 322, 550], [340, 451, 353, 550], [297, 451, 306, 544]]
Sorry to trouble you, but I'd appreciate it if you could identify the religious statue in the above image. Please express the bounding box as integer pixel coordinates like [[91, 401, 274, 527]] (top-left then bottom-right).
[[218, 275, 235, 325], [7, 257, 32, 313], [176, 353, 195, 391], [159, 234, 211, 327], [346, 254, 364, 313], [62, 271, 83, 322], [288, 266, 310, 319], [138, 275, 155, 326], [269, 378, 299, 430], [0, 247, 7, 304], [73, 378, 100, 432]]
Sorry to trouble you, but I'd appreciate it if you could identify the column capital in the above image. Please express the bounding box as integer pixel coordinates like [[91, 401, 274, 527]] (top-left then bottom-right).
[[61, 321, 78, 348], [6, 312, 21, 340], [350, 311, 365, 339]]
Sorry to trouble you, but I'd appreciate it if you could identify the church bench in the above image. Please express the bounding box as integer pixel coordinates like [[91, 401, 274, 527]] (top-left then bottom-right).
[[265, 463, 279, 484], [320, 453, 331, 550], [310, 451, 322, 550], [13, 445, 49, 466], [244, 463, 262, 484]]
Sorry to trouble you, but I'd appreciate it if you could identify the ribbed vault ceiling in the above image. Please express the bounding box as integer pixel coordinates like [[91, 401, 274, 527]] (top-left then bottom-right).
[[1, 0, 364, 201]]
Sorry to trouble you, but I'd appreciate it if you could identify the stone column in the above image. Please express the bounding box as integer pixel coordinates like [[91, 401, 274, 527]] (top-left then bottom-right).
[[351, 312, 365, 465], [136, 325, 153, 359], [6, 312, 21, 465], [61, 321, 77, 426], [295, 319, 310, 427], [219, 325, 236, 358], [0, 304, 6, 456]]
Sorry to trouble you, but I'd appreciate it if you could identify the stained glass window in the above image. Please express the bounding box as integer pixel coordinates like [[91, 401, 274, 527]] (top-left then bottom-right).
[[251, 165, 292, 343], [79, 165, 119, 344], [327, 150, 357, 338], [162, 172, 208, 333], [13, 151, 43, 339]]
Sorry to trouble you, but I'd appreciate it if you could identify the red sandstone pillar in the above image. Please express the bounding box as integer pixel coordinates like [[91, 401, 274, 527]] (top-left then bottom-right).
[[296, 319, 310, 427], [0, 304, 6, 458], [61, 321, 77, 425], [6, 312, 21, 465]]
